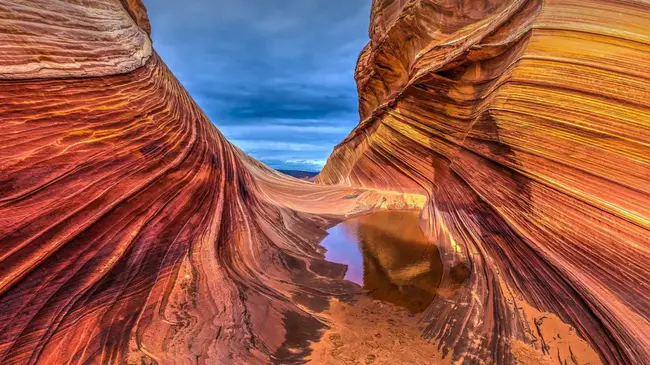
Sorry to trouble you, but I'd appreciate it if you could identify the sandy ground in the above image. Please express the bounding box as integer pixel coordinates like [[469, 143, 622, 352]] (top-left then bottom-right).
[[512, 296, 603, 365], [307, 295, 602, 365], [308, 297, 449, 365]]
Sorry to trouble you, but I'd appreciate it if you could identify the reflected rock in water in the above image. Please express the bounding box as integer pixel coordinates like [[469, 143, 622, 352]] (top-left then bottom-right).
[[321, 210, 468, 313]]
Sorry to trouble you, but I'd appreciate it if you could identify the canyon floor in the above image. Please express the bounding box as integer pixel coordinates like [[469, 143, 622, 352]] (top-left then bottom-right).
[[308, 296, 601, 365], [304, 210, 603, 365]]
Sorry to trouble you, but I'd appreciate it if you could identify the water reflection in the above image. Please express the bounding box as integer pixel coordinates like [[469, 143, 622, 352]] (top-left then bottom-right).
[[321, 210, 447, 313]]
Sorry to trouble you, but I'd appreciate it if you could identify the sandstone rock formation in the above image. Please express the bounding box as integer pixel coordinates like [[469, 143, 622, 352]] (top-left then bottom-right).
[[0, 0, 648, 364], [319, 0, 650, 363], [0, 1, 422, 364]]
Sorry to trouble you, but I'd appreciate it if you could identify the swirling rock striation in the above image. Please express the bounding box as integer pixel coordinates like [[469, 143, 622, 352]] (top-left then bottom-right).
[[0, 1, 423, 364], [1, 0, 649, 364], [319, 0, 650, 364], [0, 0, 152, 79]]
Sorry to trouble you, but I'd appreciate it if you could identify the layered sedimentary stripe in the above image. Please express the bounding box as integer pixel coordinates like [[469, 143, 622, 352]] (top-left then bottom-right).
[[0, 1, 428, 363], [319, 0, 650, 363], [0, 49, 425, 365], [0, 0, 152, 79]]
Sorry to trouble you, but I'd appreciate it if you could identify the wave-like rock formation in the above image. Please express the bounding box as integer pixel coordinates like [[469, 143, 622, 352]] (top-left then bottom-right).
[[0, 0, 151, 79], [1, 0, 649, 364], [319, 0, 650, 363], [0, 1, 424, 364]]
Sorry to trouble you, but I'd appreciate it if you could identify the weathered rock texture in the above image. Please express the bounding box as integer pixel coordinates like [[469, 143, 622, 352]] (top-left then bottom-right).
[[1, 0, 649, 364], [0, 1, 424, 364], [318, 0, 650, 364], [0, 0, 152, 79]]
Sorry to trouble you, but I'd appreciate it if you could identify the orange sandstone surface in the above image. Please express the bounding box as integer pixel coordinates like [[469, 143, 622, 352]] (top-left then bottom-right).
[[0, 0, 648, 364], [319, 0, 650, 364]]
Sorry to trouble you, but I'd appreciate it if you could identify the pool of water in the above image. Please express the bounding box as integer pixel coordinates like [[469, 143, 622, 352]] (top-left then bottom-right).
[[320, 210, 447, 313]]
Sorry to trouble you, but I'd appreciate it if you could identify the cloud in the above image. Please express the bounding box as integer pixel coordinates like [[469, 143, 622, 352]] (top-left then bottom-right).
[[143, 0, 370, 170], [229, 140, 329, 152], [283, 159, 328, 167], [222, 124, 350, 138]]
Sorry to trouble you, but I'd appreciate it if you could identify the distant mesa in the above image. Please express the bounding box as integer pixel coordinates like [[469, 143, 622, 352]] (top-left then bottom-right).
[[277, 169, 319, 181]]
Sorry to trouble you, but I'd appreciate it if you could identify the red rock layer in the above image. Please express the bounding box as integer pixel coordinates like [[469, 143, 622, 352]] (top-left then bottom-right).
[[319, 0, 650, 363], [0, 1, 424, 364], [0, 0, 151, 79]]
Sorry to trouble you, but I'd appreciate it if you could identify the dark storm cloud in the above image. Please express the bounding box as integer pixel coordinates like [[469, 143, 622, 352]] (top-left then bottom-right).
[[142, 0, 370, 171]]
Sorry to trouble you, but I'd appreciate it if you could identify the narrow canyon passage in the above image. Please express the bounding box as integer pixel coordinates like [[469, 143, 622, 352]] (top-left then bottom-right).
[[0, 0, 649, 364]]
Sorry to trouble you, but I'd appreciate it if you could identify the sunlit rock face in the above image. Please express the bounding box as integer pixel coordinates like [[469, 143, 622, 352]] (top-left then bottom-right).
[[0, 1, 425, 364], [0, 0, 152, 79], [319, 0, 650, 364]]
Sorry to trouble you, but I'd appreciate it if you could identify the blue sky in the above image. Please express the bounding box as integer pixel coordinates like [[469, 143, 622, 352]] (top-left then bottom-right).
[[142, 0, 371, 171]]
